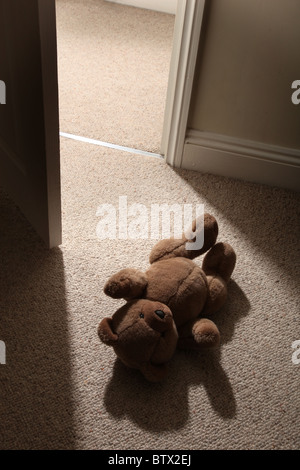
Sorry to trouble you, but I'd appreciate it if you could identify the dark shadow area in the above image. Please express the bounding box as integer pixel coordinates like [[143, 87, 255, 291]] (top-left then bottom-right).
[[103, 279, 249, 432], [0, 189, 75, 449], [211, 279, 250, 344]]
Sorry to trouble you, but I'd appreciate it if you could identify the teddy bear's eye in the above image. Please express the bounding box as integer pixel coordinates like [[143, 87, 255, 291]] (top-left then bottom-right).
[[139, 313, 144, 319]]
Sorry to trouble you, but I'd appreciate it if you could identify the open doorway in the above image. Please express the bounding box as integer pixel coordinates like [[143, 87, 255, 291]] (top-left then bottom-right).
[[55, 0, 177, 156]]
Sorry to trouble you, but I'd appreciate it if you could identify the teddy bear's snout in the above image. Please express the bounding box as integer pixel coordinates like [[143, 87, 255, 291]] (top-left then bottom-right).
[[154, 309, 165, 319], [144, 307, 173, 334]]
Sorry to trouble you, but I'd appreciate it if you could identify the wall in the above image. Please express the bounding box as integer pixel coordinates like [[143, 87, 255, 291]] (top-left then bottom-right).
[[183, 0, 300, 191], [189, 0, 300, 149], [105, 0, 177, 15]]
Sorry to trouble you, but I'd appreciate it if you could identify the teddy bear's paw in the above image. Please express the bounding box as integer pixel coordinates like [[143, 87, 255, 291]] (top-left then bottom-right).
[[192, 318, 220, 348], [178, 319, 220, 350]]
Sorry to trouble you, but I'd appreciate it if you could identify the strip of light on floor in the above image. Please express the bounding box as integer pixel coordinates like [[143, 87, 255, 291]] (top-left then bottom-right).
[[60, 132, 164, 159]]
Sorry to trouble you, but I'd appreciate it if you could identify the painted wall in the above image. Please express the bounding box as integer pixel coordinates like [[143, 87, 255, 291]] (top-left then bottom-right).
[[105, 0, 177, 15], [188, 0, 300, 151]]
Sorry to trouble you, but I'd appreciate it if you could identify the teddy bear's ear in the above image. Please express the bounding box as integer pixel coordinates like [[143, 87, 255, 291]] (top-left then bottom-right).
[[98, 318, 118, 346]]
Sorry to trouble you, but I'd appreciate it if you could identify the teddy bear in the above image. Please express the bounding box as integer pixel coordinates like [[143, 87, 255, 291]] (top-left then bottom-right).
[[98, 213, 236, 382]]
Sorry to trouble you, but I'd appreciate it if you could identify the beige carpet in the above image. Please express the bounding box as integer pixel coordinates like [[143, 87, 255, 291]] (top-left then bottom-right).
[[0, 137, 300, 449], [0, 0, 300, 451], [56, 0, 175, 153]]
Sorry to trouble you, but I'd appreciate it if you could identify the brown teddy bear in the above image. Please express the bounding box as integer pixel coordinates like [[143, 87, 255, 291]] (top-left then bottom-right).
[[98, 213, 236, 382]]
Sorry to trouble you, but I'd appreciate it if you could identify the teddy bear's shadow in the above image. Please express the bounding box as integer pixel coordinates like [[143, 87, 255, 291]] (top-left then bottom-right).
[[103, 280, 250, 432]]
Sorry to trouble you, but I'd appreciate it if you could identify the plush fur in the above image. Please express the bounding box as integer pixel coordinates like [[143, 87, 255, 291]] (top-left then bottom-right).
[[98, 213, 236, 382]]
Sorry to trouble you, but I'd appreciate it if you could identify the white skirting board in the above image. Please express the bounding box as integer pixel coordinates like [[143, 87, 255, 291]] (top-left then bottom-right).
[[181, 130, 300, 192], [105, 0, 177, 14]]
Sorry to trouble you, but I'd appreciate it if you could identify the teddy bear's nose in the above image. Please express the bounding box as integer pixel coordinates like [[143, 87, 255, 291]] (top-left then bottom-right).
[[155, 310, 165, 319]]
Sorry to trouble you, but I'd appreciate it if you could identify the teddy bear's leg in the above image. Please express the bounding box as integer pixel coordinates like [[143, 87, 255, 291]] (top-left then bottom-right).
[[202, 242, 236, 315], [177, 318, 220, 350], [149, 213, 218, 264], [104, 268, 148, 300]]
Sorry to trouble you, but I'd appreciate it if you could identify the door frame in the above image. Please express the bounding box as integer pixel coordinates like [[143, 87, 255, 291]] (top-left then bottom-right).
[[161, 0, 206, 167]]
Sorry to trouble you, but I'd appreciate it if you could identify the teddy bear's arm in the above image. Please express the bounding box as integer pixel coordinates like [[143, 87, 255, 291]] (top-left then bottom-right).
[[98, 317, 118, 345], [104, 268, 148, 300]]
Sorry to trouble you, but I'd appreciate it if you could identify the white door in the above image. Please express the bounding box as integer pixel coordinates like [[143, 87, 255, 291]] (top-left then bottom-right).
[[0, 0, 61, 248]]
